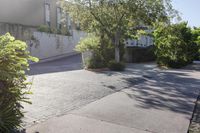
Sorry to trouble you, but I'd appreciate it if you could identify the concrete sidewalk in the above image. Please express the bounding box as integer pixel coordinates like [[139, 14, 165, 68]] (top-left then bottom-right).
[[27, 88, 198, 133], [26, 114, 149, 133], [26, 90, 153, 133]]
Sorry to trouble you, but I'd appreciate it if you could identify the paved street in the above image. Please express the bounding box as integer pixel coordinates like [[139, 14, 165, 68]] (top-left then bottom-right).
[[24, 54, 127, 126], [24, 55, 200, 133], [28, 54, 83, 75]]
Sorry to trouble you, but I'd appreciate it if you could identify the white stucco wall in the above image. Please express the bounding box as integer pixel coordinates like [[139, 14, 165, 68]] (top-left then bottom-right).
[[29, 30, 86, 60]]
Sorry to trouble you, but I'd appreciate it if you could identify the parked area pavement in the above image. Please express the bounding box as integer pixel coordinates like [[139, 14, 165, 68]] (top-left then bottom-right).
[[25, 54, 200, 133]]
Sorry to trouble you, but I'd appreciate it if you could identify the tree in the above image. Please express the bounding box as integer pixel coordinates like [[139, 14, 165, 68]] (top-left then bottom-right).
[[153, 22, 198, 68], [191, 27, 200, 60], [61, 0, 176, 62]]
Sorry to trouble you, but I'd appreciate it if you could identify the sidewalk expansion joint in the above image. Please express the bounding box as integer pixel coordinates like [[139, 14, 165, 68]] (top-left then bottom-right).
[[70, 113, 157, 133]]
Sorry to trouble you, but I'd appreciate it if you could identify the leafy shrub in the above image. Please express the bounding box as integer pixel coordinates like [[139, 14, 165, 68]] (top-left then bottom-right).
[[50, 28, 57, 34], [76, 35, 106, 68], [153, 22, 198, 68], [108, 60, 125, 71], [85, 56, 106, 69], [37, 25, 71, 36], [191, 27, 200, 60], [76, 34, 125, 69], [75, 35, 100, 52], [0, 33, 38, 132], [37, 25, 51, 33], [52, 28, 71, 36]]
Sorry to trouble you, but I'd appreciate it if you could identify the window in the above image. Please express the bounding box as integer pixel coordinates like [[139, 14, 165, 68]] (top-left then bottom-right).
[[45, 3, 50, 27], [57, 7, 62, 30]]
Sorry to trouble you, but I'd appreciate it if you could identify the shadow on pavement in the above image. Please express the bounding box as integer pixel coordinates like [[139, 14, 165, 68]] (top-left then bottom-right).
[[27, 54, 83, 75], [183, 63, 200, 71], [97, 63, 200, 117]]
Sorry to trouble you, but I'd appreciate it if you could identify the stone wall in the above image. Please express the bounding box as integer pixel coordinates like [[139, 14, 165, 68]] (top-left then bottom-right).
[[0, 22, 86, 62], [29, 30, 86, 61]]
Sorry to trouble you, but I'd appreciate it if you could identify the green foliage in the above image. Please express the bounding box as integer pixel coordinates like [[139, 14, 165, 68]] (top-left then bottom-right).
[[0, 33, 38, 132], [191, 27, 200, 60], [62, 0, 175, 34], [76, 34, 126, 69], [61, 0, 177, 62], [37, 25, 51, 33], [85, 56, 106, 69], [56, 28, 71, 36], [154, 22, 198, 68], [75, 35, 100, 53], [99, 35, 115, 64], [108, 60, 125, 71], [37, 25, 71, 36], [76, 35, 108, 69]]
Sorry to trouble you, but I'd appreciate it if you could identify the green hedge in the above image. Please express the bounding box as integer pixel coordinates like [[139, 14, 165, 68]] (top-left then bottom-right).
[[154, 22, 199, 68], [192, 27, 200, 60], [0, 33, 38, 132]]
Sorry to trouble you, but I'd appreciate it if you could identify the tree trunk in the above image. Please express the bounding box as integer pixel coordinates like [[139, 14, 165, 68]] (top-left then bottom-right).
[[115, 46, 120, 62], [114, 32, 120, 63]]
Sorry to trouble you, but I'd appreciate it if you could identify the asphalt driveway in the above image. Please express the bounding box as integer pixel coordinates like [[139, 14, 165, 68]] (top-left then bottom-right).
[[24, 54, 127, 126], [24, 55, 200, 133]]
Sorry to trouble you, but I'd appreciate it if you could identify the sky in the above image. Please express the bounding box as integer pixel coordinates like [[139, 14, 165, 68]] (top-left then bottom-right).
[[172, 0, 200, 27]]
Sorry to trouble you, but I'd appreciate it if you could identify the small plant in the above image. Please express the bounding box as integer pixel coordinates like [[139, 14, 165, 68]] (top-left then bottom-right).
[[37, 25, 72, 36], [62, 24, 72, 36], [56, 29, 62, 34], [50, 28, 57, 34], [30, 35, 36, 40], [64, 30, 71, 36], [0, 33, 38, 132], [37, 25, 51, 33], [108, 60, 125, 71]]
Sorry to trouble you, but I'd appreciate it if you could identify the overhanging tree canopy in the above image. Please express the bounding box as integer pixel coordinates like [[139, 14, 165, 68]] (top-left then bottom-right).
[[61, 0, 177, 62]]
